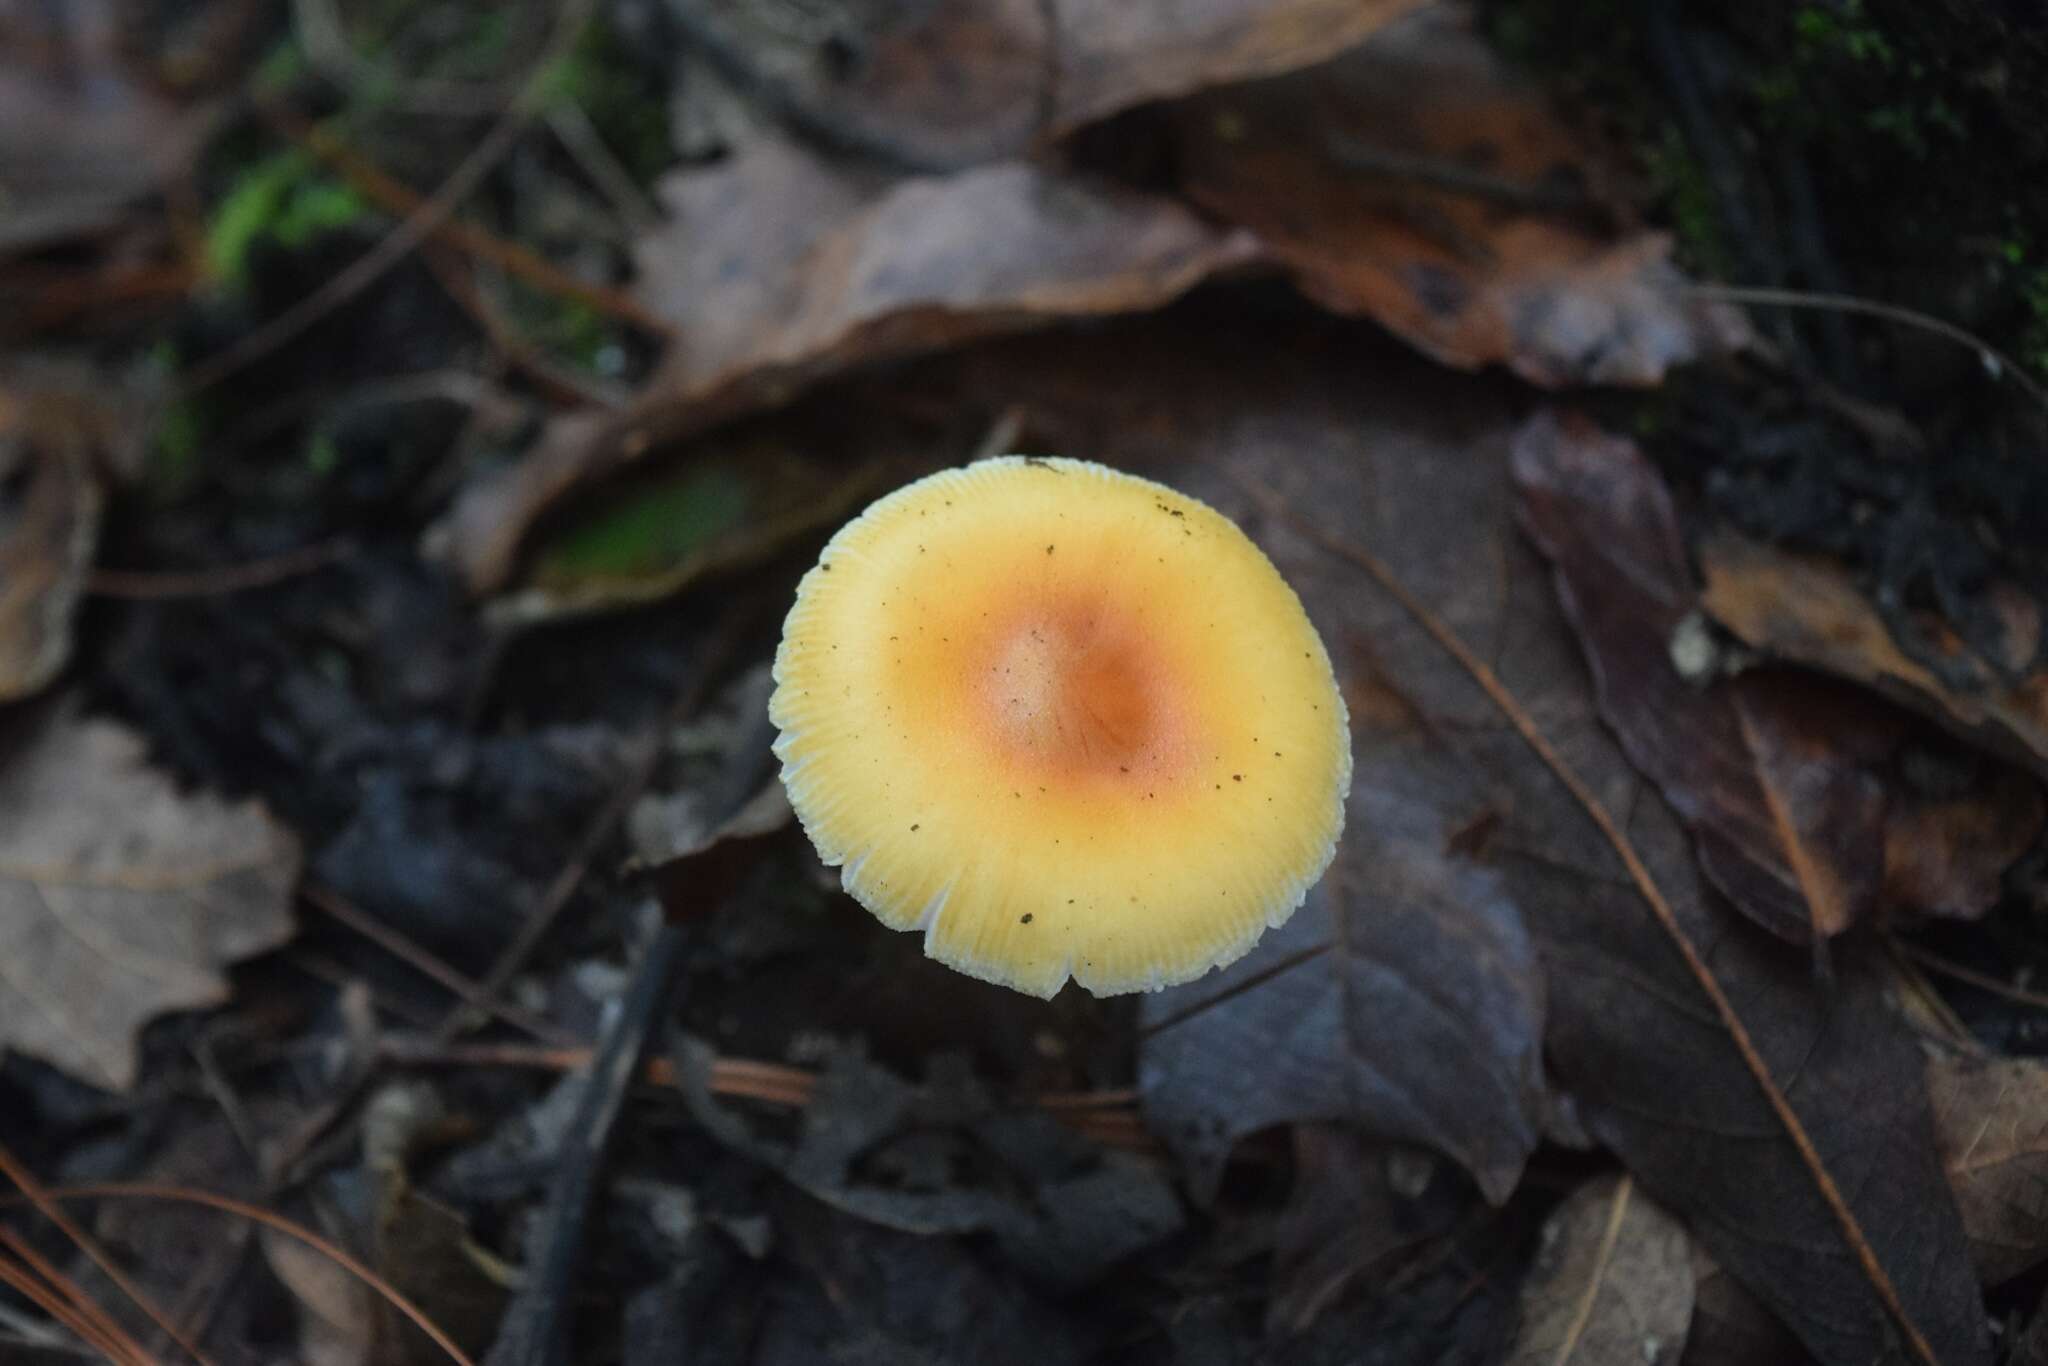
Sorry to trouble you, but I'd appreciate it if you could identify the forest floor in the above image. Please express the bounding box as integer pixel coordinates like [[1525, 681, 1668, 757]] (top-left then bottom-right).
[[2, 1, 2048, 1363]]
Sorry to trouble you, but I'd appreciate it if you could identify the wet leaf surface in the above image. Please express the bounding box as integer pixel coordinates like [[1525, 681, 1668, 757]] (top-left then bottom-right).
[[1139, 786, 1547, 1206], [1506, 1175, 1693, 1366], [1514, 412, 2042, 939], [1169, 7, 1747, 386], [0, 702, 299, 1089]]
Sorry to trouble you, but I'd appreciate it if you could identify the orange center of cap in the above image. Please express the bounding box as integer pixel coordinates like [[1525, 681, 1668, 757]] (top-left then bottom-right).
[[970, 596, 1192, 784]]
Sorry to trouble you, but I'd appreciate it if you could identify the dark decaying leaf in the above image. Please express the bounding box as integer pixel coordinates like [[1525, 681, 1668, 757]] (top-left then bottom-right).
[[1506, 1175, 1693, 1366], [1513, 412, 2041, 940], [1700, 531, 2048, 778], [1140, 779, 1547, 1207], [1267, 1126, 1469, 1336], [1926, 1054, 2048, 1286], [0, 702, 300, 1089], [759, 1194, 1107, 1366], [672, 0, 1427, 169], [671, 1038, 1182, 1290], [1680, 1251, 1809, 1366], [0, 383, 108, 700], [1169, 6, 1746, 387], [895, 312, 1986, 1365]]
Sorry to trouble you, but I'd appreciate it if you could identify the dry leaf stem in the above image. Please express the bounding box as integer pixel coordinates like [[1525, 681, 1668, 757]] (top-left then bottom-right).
[[1249, 481, 1945, 1366]]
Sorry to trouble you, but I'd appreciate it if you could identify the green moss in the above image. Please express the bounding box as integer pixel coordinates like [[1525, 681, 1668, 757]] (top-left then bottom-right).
[[1486, 0, 2048, 379], [306, 430, 342, 476], [535, 466, 752, 585], [206, 150, 376, 287]]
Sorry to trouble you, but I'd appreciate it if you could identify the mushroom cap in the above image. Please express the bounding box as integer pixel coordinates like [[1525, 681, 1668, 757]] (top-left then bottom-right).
[[770, 456, 1351, 997]]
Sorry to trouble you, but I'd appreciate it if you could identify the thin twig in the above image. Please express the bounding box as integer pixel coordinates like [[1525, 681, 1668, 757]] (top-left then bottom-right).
[[1549, 1176, 1632, 1366], [1137, 942, 1333, 1040], [377, 1040, 1154, 1148], [1898, 941, 2048, 1013], [0, 1142, 216, 1366], [17, 1186, 476, 1366], [546, 101, 661, 230], [1247, 479, 1946, 1366], [419, 246, 632, 410], [1685, 282, 2048, 411], [301, 884, 577, 1046], [485, 924, 687, 1366], [435, 605, 750, 1044], [178, 0, 600, 397], [272, 105, 673, 337], [88, 539, 352, 600]]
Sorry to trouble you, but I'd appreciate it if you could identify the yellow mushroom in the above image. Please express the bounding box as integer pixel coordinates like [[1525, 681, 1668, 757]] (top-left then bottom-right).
[[769, 456, 1351, 997]]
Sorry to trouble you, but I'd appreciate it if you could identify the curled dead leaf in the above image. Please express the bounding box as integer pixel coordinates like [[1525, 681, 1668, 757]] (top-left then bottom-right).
[[630, 141, 1261, 445], [1515, 411, 2041, 940], [1701, 532, 2048, 780], [1170, 6, 1747, 386], [433, 144, 1258, 596]]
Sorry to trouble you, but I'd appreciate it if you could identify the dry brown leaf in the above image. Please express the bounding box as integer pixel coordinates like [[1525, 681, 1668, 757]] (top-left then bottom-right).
[[631, 139, 1260, 438], [0, 704, 299, 1088], [1514, 412, 2041, 940], [0, 384, 108, 700], [1927, 1055, 2048, 1286], [434, 143, 1256, 595], [1170, 6, 1746, 386], [1508, 1175, 1694, 1366], [1701, 532, 2048, 779], [671, 0, 1426, 169], [1052, 0, 1432, 132]]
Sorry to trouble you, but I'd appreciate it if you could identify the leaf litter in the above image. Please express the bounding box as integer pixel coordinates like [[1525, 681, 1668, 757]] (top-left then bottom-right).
[[7, 2, 2048, 1364], [908, 315, 1990, 1363]]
